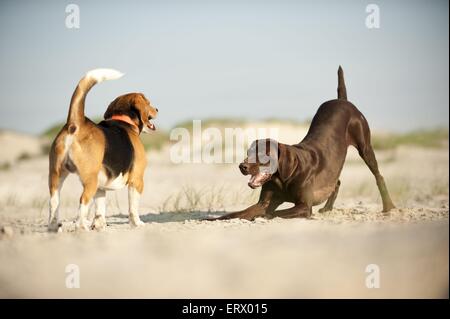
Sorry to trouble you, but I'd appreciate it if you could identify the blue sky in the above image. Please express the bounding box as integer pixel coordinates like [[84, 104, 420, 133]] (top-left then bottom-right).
[[0, 0, 448, 134]]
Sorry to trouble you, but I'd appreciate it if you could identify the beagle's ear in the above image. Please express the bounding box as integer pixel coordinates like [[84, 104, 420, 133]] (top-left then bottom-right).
[[133, 93, 158, 132], [104, 94, 139, 120], [104, 95, 125, 119], [104, 93, 157, 132], [277, 143, 299, 182], [131, 93, 151, 129]]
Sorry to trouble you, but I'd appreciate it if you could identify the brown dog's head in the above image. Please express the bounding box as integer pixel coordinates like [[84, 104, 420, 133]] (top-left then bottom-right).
[[239, 139, 279, 189], [104, 93, 158, 133]]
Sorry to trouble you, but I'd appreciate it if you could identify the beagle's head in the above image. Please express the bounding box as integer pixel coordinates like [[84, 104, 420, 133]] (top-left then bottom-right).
[[104, 93, 158, 134]]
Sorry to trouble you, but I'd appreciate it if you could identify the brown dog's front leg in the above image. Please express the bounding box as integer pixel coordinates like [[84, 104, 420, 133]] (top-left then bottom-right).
[[268, 204, 312, 219], [205, 186, 282, 221], [206, 203, 267, 221]]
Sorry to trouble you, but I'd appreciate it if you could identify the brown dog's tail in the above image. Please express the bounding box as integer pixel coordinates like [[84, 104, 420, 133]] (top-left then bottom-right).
[[337, 65, 347, 100], [66, 68, 124, 133]]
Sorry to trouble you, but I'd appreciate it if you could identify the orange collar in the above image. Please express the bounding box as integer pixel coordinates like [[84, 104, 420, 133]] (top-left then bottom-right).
[[110, 115, 139, 132]]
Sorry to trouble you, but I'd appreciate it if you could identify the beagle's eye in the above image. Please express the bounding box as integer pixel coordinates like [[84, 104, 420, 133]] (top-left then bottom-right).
[[148, 115, 153, 120]]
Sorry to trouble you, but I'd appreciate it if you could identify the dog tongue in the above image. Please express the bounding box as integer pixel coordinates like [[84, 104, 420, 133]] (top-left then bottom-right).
[[249, 173, 265, 185], [249, 172, 271, 187]]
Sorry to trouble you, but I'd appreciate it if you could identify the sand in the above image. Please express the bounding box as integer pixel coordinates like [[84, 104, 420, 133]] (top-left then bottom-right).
[[0, 132, 448, 298]]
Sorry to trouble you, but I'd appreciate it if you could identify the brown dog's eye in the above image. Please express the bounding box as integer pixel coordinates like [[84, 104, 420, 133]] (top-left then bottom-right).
[[148, 116, 153, 120]]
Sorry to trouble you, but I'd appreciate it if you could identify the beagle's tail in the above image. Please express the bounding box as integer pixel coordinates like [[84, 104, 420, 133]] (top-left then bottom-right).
[[337, 65, 347, 100], [66, 68, 124, 133]]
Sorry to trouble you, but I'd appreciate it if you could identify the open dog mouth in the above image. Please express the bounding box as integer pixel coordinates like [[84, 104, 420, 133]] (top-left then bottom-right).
[[248, 172, 271, 189], [147, 122, 156, 130]]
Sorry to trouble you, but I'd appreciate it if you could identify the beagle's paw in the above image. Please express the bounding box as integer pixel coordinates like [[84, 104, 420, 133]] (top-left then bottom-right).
[[48, 219, 63, 233], [91, 215, 107, 231], [75, 219, 90, 232], [129, 215, 145, 228]]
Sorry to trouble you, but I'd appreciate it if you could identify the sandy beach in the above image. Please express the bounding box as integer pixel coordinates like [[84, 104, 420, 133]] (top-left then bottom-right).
[[0, 127, 448, 298]]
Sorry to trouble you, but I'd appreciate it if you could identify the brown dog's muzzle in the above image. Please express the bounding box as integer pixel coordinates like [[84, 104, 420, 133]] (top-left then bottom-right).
[[239, 161, 272, 189], [239, 162, 250, 175]]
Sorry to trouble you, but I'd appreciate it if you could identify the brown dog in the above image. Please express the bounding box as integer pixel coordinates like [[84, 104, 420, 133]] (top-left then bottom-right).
[[48, 69, 158, 231], [209, 66, 395, 220]]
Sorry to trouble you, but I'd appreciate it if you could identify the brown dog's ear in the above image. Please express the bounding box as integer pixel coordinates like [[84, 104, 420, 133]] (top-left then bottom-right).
[[277, 143, 299, 182], [262, 139, 279, 174]]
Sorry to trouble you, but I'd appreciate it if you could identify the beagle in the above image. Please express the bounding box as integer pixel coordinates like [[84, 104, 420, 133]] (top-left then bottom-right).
[[48, 69, 158, 232]]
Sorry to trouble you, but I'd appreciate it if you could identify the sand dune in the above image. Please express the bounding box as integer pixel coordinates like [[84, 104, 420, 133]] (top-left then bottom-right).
[[0, 130, 46, 166]]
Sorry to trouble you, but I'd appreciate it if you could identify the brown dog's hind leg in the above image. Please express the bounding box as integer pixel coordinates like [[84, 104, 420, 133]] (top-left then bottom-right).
[[359, 146, 395, 212], [319, 180, 341, 213], [350, 118, 395, 212]]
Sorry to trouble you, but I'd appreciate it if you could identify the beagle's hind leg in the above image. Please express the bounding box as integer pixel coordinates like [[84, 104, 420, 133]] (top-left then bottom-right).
[[76, 174, 99, 231], [128, 186, 145, 227], [48, 138, 70, 232], [48, 169, 68, 232]]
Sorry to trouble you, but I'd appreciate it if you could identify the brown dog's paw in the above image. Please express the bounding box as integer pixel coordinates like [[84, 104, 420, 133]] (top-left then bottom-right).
[[318, 207, 332, 213], [382, 204, 396, 214]]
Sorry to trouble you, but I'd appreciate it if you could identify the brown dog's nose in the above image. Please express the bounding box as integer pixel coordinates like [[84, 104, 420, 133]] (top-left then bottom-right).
[[239, 163, 249, 173]]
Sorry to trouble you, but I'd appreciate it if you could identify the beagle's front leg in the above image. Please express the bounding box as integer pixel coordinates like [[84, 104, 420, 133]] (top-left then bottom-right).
[[128, 186, 145, 227]]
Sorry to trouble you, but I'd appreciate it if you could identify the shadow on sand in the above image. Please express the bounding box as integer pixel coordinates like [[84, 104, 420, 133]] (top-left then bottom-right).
[[108, 210, 226, 225]]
